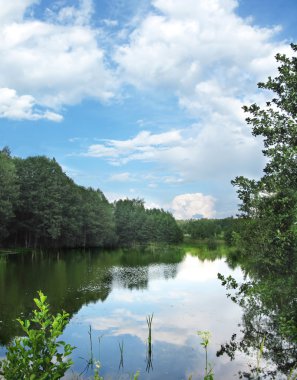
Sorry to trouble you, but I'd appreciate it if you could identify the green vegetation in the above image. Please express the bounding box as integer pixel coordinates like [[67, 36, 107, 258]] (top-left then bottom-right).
[[180, 217, 243, 247], [232, 43, 297, 269], [0, 291, 142, 380], [197, 331, 214, 380], [115, 199, 183, 246], [0, 147, 19, 242], [0, 291, 74, 380], [217, 43, 297, 378], [0, 150, 182, 249], [146, 313, 153, 372]]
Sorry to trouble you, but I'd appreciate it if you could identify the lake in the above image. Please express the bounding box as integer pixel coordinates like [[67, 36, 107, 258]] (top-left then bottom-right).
[[0, 245, 251, 379]]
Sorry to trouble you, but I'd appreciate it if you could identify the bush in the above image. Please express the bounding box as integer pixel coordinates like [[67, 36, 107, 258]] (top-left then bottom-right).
[[0, 291, 74, 380]]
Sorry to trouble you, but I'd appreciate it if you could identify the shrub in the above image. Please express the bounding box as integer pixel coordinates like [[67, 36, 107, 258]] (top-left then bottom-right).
[[0, 291, 74, 380]]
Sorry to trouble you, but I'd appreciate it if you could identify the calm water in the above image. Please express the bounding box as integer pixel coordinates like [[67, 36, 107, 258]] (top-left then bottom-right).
[[0, 245, 251, 379]]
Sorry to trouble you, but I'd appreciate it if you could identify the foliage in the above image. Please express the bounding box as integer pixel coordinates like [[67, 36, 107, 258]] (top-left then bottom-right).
[[114, 199, 183, 246], [0, 291, 74, 380], [0, 147, 19, 241], [13, 156, 118, 248], [217, 270, 297, 378], [232, 43, 297, 269], [180, 217, 244, 247], [0, 153, 182, 248], [217, 44, 297, 379]]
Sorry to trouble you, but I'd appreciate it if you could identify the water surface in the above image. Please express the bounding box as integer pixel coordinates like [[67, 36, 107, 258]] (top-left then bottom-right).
[[0, 245, 250, 379]]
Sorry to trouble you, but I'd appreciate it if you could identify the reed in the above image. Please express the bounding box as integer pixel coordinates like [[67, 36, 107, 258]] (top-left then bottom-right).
[[145, 313, 154, 372], [118, 340, 124, 369], [256, 335, 265, 378], [88, 325, 94, 365], [146, 313, 154, 345]]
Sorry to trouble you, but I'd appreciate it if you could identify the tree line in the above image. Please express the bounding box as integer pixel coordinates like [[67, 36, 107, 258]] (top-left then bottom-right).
[[0, 149, 183, 248], [180, 217, 243, 246]]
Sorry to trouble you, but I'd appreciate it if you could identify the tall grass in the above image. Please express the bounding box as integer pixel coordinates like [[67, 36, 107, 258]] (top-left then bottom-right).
[[146, 313, 154, 372]]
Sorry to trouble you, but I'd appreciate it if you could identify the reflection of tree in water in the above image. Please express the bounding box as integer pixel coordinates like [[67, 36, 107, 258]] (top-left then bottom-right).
[[163, 264, 178, 280], [111, 262, 179, 289], [0, 246, 185, 346], [0, 251, 114, 345], [218, 262, 297, 379], [112, 266, 149, 290]]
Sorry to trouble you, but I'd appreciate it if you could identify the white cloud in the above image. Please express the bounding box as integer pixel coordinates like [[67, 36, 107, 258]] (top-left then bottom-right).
[[84, 120, 262, 182], [109, 0, 290, 181], [0, 0, 38, 24], [0, 0, 117, 121], [0, 87, 63, 121], [109, 172, 134, 182], [84, 129, 183, 163], [85, 144, 119, 158], [0, 0, 290, 133], [171, 193, 216, 219], [76, 0, 290, 189], [110, 129, 182, 148], [114, 0, 285, 92]]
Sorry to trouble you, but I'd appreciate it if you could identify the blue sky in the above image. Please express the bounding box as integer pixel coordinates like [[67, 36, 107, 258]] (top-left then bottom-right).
[[1, 0, 296, 219]]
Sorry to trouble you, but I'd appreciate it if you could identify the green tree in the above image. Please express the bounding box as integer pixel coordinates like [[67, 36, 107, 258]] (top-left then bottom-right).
[[0, 148, 19, 242], [232, 43, 297, 269], [114, 199, 146, 246], [219, 44, 297, 379], [14, 156, 65, 247], [77, 187, 116, 248], [114, 199, 183, 246]]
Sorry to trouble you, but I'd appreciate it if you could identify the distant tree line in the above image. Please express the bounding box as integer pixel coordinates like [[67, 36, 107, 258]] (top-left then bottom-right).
[[0, 148, 183, 248], [180, 217, 243, 246]]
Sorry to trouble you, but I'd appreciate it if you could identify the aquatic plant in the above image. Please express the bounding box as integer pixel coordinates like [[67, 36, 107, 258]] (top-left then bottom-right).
[[146, 313, 154, 372], [118, 339, 124, 369], [197, 330, 214, 380], [146, 313, 153, 346]]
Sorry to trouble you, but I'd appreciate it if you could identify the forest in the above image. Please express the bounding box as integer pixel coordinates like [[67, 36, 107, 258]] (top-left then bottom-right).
[[0, 150, 183, 248]]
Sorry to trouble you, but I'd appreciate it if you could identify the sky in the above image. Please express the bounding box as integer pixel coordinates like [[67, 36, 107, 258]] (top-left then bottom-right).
[[1, 0, 296, 219]]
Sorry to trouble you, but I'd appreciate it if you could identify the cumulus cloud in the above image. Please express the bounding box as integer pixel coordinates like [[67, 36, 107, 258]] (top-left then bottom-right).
[[0, 0, 38, 24], [109, 0, 290, 181], [171, 193, 216, 220], [0, 0, 289, 133], [117, 0, 290, 88], [0, 87, 62, 121], [114, 0, 285, 92], [0, 0, 117, 121]]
